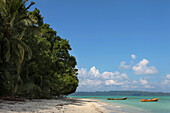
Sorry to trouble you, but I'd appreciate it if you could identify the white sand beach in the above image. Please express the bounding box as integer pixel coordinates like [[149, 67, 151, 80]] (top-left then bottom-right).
[[0, 98, 110, 113]]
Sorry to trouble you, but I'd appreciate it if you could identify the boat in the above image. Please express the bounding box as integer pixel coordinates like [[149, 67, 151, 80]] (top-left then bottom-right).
[[141, 98, 159, 102], [107, 97, 128, 100]]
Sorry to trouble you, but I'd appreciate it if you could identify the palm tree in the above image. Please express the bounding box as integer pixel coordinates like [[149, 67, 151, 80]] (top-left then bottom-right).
[[0, 0, 35, 97]]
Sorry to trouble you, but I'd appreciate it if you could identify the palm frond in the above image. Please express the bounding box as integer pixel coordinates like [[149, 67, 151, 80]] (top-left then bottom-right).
[[11, 38, 32, 59], [3, 38, 11, 62]]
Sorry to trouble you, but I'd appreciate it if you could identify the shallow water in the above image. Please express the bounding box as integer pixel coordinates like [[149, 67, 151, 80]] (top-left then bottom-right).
[[69, 96, 170, 113]]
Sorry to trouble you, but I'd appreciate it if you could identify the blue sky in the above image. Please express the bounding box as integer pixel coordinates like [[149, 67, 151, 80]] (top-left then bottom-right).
[[29, 0, 170, 92]]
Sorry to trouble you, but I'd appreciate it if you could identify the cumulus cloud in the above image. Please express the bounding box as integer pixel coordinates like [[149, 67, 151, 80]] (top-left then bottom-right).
[[166, 74, 170, 79], [105, 80, 123, 85], [77, 66, 130, 91], [163, 79, 170, 84], [131, 54, 136, 59], [81, 79, 102, 86], [119, 61, 131, 69], [102, 72, 115, 79], [89, 66, 100, 77], [77, 64, 159, 91], [120, 73, 128, 79], [132, 59, 158, 75], [139, 78, 148, 85], [161, 74, 170, 86], [78, 68, 87, 76]]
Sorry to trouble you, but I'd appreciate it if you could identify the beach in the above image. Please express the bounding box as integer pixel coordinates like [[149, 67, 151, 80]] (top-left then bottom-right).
[[0, 98, 109, 113], [1, 96, 170, 113]]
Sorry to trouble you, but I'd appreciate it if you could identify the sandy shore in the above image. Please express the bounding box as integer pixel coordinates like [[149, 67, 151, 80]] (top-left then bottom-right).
[[0, 98, 110, 113]]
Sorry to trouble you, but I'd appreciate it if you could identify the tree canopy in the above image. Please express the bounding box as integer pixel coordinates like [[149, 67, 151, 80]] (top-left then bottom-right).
[[0, 0, 78, 99]]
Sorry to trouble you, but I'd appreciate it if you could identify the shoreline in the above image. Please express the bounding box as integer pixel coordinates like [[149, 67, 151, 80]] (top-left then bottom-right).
[[0, 98, 110, 113]]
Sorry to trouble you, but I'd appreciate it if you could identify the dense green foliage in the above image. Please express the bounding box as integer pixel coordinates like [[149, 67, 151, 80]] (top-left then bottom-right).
[[0, 0, 78, 98]]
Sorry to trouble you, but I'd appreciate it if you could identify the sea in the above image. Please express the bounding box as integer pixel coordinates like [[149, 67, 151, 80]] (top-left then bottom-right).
[[69, 96, 170, 113]]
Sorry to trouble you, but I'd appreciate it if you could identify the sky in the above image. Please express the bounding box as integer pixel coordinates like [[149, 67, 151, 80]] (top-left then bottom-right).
[[28, 0, 170, 92]]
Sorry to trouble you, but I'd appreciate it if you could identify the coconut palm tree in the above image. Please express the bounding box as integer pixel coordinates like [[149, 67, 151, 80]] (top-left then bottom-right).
[[0, 0, 35, 97]]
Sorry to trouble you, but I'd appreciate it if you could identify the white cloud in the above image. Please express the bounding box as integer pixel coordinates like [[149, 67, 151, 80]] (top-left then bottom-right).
[[164, 79, 170, 84], [120, 73, 128, 79], [132, 59, 158, 75], [144, 85, 154, 88], [140, 59, 149, 65], [78, 68, 87, 76], [102, 72, 114, 79], [160, 74, 170, 86], [119, 61, 131, 69], [105, 80, 123, 85], [89, 66, 100, 77], [102, 71, 120, 79], [132, 80, 138, 84], [77, 66, 130, 91], [131, 54, 136, 59], [139, 78, 148, 85], [77, 64, 160, 91], [81, 79, 102, 86], [166, 74, 170, 79]]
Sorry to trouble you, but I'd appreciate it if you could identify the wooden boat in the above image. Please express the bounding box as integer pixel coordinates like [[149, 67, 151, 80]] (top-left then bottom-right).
[[107, 97, 128, 100], [141, 98, 159, 102]]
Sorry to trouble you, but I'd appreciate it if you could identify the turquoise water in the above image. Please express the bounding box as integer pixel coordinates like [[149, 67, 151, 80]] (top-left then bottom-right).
[[69, 96, 170, 113]]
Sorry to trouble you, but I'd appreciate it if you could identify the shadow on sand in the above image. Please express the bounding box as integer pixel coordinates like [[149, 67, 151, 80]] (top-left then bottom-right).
[[0, 98, 98, 112]]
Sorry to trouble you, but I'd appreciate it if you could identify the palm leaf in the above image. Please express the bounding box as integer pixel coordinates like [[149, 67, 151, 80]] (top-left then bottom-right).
[[11, 38, 32, 59], [3, 38, 11, 62]]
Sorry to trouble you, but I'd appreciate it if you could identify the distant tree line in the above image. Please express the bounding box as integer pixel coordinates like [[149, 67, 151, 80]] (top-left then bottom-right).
[[71, 91, 170, 96], [0, 0, 78, 98]]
